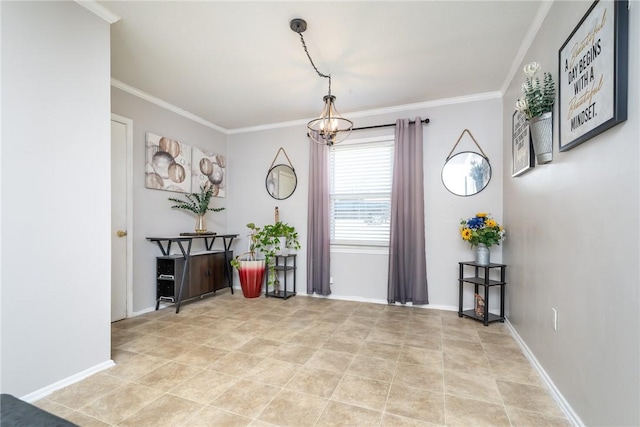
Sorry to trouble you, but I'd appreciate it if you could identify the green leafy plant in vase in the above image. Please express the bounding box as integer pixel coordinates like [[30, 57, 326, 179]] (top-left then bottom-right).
[[231, 221, 300, 294], [257, 221, 300, 294], [515, 62, 555, 121], [230, 223, 265, 298], [168, 185, 224, 234]]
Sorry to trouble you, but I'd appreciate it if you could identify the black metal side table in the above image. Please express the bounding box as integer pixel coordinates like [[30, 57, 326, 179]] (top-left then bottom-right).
[[458, 261, 506, 326], [265, 254, 296, 300]]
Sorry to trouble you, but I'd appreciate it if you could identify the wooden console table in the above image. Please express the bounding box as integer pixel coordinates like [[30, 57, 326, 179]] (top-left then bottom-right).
[[147, 234, 238, 313]]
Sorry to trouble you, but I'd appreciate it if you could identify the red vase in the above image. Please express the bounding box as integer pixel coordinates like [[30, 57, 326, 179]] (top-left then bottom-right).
[[238, 260, 265, 298]]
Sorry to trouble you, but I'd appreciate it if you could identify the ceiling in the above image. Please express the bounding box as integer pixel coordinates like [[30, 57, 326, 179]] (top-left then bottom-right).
[[101, 1, 543, 132]]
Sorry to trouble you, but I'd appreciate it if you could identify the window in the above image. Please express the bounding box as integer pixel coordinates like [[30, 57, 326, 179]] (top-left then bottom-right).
[[330, 138, 394, 246]]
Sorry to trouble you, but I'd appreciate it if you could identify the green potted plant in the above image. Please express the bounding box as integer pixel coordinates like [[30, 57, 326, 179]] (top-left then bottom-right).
[[261, 221, 301, 256], [257, 221, 300, 295], [168, 184, 224, 234], [230, 223, 266, 298], [231, 221, 301, 296]]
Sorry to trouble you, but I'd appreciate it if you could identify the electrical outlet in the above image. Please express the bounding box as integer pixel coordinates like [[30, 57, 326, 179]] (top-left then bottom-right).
[[552, 308, 558, 331], [329, 277, 334, 284]]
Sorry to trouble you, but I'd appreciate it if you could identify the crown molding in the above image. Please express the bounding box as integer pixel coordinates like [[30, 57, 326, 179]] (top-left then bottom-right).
[[500, 0, 554, 96], [111, 79, 228, 134], [226, 118, 309, 135], [113, 79, 501, 136], [348, 91, 503, 119], [229, 91, 503, 135], [75, 0, 121, 24]]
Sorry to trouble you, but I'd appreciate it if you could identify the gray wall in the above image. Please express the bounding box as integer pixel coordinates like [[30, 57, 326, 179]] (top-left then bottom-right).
[[111, 88, 229, 313], [113, 93, 500, 312], [501, 2, 639, 425], [1, 2, 112, 396], [228, 96, 504, 310]]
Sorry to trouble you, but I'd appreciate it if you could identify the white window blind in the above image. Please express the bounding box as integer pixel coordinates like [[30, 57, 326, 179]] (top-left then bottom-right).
[[330, 139, 394, 246]]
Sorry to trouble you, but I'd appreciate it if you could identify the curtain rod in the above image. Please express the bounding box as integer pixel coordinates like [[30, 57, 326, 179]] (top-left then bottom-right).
[[306, 118, 430, 138], [351, 117, 430, 132]]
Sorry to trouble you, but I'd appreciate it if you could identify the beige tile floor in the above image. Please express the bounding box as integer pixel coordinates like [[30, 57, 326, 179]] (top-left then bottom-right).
[[36, 292, 572, 426]]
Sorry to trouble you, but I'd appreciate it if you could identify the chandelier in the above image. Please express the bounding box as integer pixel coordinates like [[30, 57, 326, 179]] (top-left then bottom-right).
[[290, 18, 353, 146]]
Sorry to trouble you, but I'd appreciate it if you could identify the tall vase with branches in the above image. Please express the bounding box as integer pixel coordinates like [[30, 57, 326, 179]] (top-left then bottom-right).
[[168, 185, 224, 233]]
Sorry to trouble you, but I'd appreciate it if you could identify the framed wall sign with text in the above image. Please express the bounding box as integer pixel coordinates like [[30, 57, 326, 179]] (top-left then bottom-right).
[[512, 110, 534, 177], [558, 0, 628, 152]]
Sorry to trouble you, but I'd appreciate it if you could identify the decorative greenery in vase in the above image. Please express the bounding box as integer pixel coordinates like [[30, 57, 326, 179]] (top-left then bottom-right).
[[459, 212, 505, 248], [168, 185, 224, 233], [168, 185, 225, 215], [515, 62, 555, 120]]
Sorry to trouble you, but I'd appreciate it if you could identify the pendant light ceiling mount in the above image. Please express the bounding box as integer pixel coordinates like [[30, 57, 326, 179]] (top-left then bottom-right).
[[290, 18, 353, 146], [290, 18, 307, 33]]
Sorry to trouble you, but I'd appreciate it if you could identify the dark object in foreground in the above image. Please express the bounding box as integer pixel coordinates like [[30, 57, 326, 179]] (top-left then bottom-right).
[[0, 394, 78, 427]]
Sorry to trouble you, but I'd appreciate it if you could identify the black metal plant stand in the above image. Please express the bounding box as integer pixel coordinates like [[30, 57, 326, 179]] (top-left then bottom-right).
[[458, 261, 506, 326]]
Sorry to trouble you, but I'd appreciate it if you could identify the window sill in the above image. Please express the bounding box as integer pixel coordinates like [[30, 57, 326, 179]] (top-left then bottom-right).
[[330, 245, 389, 255]]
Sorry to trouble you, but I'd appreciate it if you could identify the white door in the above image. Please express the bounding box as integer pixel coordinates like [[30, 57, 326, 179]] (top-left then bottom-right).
[[111, 117, 131, 321]]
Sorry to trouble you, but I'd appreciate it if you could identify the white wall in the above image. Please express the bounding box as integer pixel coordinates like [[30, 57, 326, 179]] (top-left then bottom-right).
[[1, 2, 112, 397], [502, 2, 639, 425], [111, 88, 229, 313], [229, 96, 503, 310]]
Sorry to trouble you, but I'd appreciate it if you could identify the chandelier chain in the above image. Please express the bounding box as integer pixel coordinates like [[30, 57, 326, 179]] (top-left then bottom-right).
[[297, 32, 331, 95]]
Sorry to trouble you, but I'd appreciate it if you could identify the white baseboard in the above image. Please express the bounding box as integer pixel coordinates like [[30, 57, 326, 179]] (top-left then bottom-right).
[[132, 288, 242, 317], [134, 290, 485, 316], [306, 293, 461, 313], [21, 360, 115, 403], [131, 303, 174, 317], [505, 319, 584, 427]]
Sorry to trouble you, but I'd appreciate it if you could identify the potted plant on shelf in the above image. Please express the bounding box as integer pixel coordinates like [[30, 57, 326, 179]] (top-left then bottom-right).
[[459, 212, 506, 266], [261, 221, 301, 256], [515, 61, 555, 164], [256, 221, 300, 295], [168, 184, 224, 234]]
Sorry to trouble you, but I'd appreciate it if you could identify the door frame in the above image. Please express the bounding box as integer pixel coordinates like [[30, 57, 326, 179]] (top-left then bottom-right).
[[111, 113, 134, 318]]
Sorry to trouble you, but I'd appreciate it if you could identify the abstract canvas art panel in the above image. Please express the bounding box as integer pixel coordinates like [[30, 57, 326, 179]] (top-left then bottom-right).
[[145, 132, 191, 193], [191, 146, 226, 198]]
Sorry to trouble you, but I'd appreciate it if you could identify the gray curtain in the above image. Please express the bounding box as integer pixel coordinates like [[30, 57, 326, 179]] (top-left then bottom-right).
[[387, 118, 428, 304], [307, 132, 331, 295]]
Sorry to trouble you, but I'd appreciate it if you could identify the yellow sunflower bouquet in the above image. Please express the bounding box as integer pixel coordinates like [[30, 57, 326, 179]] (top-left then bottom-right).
[[460, 212, 505, 247]]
